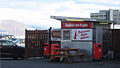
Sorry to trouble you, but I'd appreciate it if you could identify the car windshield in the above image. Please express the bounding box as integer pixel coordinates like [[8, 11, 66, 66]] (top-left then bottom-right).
[[15, 39, 25, 43], [14, 40, 19, 43], [10, 38, 17, 41], [1, 40, 17, 46]]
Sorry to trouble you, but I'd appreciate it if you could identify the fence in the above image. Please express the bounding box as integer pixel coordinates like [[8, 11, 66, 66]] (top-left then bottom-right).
[[111, 29, 120, 59], [102, 29, 120, 59], [25, 29, 50, 58]]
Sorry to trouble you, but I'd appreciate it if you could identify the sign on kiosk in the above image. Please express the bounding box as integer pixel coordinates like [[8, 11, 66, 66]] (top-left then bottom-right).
[[72, 29, 92, 40], [61, 22, 92, 28]]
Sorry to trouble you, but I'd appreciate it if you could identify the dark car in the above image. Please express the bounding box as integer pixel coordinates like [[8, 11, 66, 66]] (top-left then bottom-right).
[[0, 39, 25, 59]]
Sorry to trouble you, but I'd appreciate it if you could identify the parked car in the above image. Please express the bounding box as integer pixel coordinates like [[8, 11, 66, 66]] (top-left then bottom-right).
[[0, 39, 25, 59], [0, 35, 15, 40], [9, 38, 17, 43], [15, 39, 25, 47]]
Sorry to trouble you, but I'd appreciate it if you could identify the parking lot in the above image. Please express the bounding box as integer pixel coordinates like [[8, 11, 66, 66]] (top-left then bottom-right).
[[1, 58, 120, 68]]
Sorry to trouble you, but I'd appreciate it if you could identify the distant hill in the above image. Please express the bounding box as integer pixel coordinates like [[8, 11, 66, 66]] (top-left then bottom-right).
[[0, 20, 34, 36], [29, 25, 41, 30], [29, 25, 47, 30]]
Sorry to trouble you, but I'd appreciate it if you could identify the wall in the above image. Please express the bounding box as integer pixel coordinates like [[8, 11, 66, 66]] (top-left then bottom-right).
[[61, 29, 93, 61]]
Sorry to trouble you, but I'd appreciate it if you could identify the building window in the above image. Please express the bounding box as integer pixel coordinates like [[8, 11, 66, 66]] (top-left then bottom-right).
[[114, 18, 117, 20], [114, 14, 117, 16], [100, 15, 104, 17], [104, 15, 106, 17], [63, 30, 71, 40], [95, 15, 98, 17]]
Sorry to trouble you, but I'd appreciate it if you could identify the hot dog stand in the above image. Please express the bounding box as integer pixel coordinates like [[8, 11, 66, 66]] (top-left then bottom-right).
[[50, 16, 114, 61]]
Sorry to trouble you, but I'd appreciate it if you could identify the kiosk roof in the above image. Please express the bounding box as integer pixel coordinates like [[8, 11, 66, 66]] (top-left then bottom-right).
[[51, 16, 116, 24]]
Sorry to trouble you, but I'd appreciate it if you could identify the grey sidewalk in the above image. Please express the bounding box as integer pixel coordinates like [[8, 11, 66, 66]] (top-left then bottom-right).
[[1, 59, 120, 68]]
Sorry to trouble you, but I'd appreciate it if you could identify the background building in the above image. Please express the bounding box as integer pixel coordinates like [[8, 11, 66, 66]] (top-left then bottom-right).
[[91, 9, 120, 24], [0, 30, 9, 35]]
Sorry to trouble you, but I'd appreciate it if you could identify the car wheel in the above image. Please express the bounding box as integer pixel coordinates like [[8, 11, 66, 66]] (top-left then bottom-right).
[[21, 57, 25, 60], [13, 57, 18, 60]]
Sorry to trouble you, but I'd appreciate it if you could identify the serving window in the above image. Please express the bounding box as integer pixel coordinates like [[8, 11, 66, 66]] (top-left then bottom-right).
[[63, 30, 71, 40]]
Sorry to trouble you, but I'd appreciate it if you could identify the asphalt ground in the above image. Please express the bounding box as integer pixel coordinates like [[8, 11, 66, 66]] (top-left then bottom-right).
[[0, 58, 120, 68]]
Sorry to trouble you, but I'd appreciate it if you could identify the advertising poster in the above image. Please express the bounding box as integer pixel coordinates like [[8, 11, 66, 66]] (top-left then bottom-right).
[[72, 29, 92, 40], [51, 29, 61, 40]]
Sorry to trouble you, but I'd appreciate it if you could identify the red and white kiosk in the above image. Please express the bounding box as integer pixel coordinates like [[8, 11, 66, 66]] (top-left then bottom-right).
[[51, 16, 113, 61]]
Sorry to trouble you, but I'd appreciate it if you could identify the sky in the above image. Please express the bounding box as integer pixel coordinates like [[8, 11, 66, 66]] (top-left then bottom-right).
[[0, 0, 119, 29]]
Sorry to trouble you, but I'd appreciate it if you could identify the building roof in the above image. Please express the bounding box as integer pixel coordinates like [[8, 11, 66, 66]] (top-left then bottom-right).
[[51, 16, 116, 24]]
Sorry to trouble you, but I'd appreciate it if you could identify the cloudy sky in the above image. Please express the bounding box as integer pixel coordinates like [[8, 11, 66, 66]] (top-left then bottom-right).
[[0, 0, 119, 28]]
